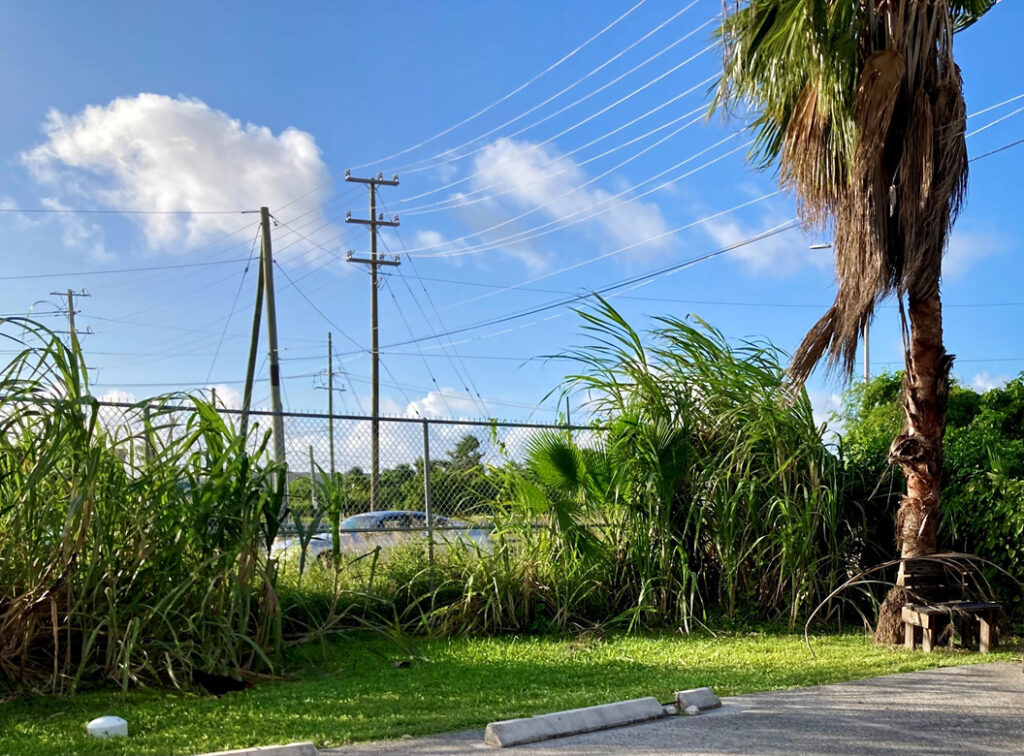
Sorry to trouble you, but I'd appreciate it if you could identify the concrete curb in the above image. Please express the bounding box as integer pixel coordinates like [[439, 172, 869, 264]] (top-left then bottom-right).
[[675, 687, 721, 712], [193, 742, 317, 756], [484, 697, 667, 747]]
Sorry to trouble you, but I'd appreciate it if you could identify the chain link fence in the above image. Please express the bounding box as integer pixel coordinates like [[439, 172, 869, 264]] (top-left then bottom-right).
[[92, 400, 601, 554]]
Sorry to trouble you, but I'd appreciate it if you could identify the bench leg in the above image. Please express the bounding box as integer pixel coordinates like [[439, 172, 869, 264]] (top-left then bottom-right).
[[979, 614, 995, 653], [922, 624, 934, 653], [960, 615, 975, 649], [905, 622, 917, 650]]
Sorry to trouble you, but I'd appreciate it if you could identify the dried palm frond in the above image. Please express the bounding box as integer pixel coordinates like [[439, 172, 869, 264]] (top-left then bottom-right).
[[714, 0, 992, 386]]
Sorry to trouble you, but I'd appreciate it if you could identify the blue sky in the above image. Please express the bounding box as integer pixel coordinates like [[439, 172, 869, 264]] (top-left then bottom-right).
[[1, 0, 1022, 426]]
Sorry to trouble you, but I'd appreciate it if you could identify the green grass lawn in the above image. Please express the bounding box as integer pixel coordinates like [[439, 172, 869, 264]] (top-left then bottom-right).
[[1, 631, 1017, 756]]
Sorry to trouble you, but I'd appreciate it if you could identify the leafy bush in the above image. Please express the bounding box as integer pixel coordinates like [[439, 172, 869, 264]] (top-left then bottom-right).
[[0, 322, 285, 693], [840, 371, 1024, 613], [503, 299, 858, 628]]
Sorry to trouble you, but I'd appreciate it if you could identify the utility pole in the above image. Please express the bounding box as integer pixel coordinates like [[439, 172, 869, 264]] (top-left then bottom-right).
[[345, 170, 400, 512], [314, 331, 346, 475], [863, 322, 870, 383], [240, 254, 265, 439], [50, 288, 89, 349], [259, 207, 287, 474], [328, 332, 336, 477]]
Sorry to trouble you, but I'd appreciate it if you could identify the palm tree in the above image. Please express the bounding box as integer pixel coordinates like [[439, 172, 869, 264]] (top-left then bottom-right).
[[713, 0, 994, 641]]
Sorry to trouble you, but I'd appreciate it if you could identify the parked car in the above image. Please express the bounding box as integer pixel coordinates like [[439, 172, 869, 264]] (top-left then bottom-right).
[[270, 510, 489, 559]]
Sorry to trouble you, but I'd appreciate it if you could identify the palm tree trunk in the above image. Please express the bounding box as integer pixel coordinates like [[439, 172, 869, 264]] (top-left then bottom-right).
[[875, 291, 953, 643], [893, 292, 951, 557]]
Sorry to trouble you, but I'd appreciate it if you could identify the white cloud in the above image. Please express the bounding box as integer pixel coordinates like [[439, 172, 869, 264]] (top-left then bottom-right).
[[943, 230, 1002, 278], [407, 229, 479, 268], [0, 195, 47, 231], [22, 93, 335, 262], [806, 389, 839, 424], [208, 383, 242, 410], [99, 388, 138, 404], [443, 138, 671, 268], [451, 198, 549, 271], [404, 388, 478, 419], [970, 371, 1008, 393], [414, 229, 445, 249], [703, 215, 821, 276], [41, 197, 114, 262]]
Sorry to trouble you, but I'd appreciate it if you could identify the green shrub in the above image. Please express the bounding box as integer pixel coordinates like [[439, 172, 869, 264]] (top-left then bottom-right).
[[0, 322, 286, 693], [840, 371, 1024, 614]]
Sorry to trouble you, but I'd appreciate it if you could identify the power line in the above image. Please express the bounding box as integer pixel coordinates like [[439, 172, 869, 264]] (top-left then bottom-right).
[[392, 97, 1020, 258], [271, 261, 365, 353], [332, 221, 799, 355], [378, 202, 491, 416], [0, 207, 246, 215], [381, 277, 453, 416], [271, 259, 366, 412], [206, 226, 261, 383], [400, 101, 709, 216], [0, 256, 251, 281], [436, 191, 778, 315], [403, 37, 719, 179], [966, 104, 1024, 138], [399, 10, 715, 176], [350, 0, 653, 172], [971, 136, 1024, 162], [400, 136, 749, 258], [966, 92, 1024, 120]]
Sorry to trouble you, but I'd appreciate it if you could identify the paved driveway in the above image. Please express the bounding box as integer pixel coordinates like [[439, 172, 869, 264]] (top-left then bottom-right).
[[322, 662, 1024, 755]]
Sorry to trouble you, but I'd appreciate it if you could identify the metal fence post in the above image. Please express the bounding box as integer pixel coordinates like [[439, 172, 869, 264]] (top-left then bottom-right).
[[422, 419, 435, 591]]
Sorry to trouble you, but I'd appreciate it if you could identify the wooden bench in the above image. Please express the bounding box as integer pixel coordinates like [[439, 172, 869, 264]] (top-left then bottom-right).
[[901, 557, 1001, 653]]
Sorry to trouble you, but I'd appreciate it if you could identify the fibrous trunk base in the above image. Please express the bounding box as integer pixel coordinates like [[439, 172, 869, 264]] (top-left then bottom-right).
[[874, 586, 907, 645]]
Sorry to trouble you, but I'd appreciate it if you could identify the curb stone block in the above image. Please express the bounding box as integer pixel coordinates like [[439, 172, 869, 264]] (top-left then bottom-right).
[[192, 742, 317, 756], [675, 687, 721, 712], [485, 697, 666, 747]]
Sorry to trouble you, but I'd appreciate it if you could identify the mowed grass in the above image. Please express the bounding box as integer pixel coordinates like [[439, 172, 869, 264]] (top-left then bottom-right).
[[1, 631, 1016, 756]]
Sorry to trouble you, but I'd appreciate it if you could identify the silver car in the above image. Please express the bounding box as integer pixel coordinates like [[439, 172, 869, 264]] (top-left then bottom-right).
[[270, 510, 489, 559]]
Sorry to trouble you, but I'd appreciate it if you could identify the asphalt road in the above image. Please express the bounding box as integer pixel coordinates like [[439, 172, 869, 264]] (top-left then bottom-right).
[[322, 662, 1024, 756]]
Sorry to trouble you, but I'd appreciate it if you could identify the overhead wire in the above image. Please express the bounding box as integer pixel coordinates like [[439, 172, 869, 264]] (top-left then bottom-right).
[[350, 0, 653, 172], [966, 104, 1024, 138], [0, 207, 247, 215], [330, 221, 799, 356], [400, 100, 710, 216], [401, 36, 720, 179], [396, 7, 713, 176], [379, 223, 490, 416], [384, 212, 493, 415], [206, 226, 262, 383], [270, 258, 366, 413], [0, 255, 253, 281], [381, 277, 454, 417], [390, 90, 1024, 256], [398, 133, 749, 258]]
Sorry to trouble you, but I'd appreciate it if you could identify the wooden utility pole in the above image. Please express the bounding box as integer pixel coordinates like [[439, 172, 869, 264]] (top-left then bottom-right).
[[345, 170, 400, 512], [315, 331, 346, 473], [50, 288, 89, 349], [240, 248, 265, 439], [328, 332, 336, 476], [260, 207, 287, 471]]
